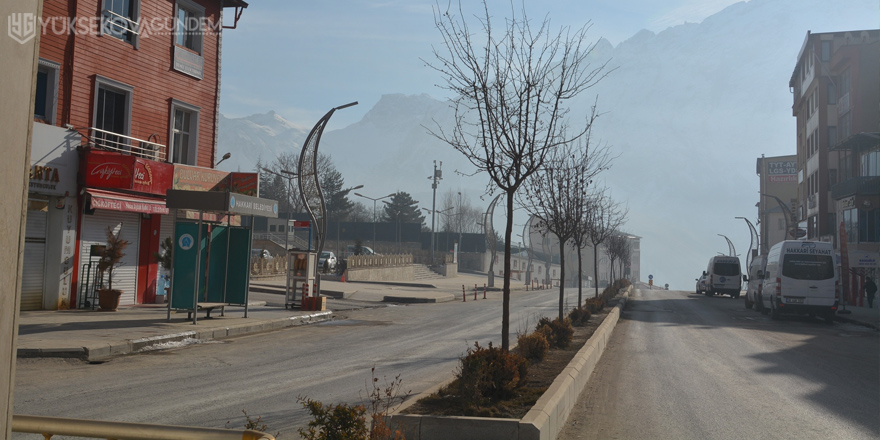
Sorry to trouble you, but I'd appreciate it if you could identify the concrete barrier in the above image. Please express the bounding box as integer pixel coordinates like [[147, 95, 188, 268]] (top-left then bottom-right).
[[345, 265, 415, 282], [388, 287, 631, 440]]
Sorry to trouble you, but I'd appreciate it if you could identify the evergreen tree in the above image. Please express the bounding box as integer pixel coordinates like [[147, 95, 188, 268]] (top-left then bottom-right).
[[381, 192, 424, 225]]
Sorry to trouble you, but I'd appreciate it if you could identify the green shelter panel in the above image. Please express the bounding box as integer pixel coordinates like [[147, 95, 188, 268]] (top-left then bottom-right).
[[206, 225, 229, 303], [225, 227, 251, 305], [171, 222, 204, 310]]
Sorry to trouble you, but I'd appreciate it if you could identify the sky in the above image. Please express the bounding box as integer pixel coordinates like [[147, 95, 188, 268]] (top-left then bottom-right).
[[218, 0, 747, 129]]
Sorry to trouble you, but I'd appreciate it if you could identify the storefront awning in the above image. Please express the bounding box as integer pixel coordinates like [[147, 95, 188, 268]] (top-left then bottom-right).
[[87, 188, 169, 215]]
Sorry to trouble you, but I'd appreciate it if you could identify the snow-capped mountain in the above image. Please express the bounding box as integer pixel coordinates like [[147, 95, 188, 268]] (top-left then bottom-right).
[[217, 0, 878, 288]]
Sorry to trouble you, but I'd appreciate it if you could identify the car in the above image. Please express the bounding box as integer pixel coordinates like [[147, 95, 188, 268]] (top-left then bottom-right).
[[251, 249, 273, 261], [318, 251, 337, 273], [695, 274, 707, 294], [346, 245, 376, 256]]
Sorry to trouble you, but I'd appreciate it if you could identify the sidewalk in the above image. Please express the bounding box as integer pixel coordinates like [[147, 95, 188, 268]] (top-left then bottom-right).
[[16, 273, 526, 362]]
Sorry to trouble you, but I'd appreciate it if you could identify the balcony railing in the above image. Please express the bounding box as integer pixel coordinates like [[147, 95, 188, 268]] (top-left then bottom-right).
[[12, 414, 275, 440], [88, 127, 168, 162], [831, 176, 880, 199]]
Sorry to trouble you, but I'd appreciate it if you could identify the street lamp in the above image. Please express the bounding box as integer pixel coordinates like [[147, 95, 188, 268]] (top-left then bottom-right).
[[334, 184, 364, 255], [214, 152, 231, 167], [384, 199, 419, 253], [354, 192, 394, 249], [718, 233, 736, 257]]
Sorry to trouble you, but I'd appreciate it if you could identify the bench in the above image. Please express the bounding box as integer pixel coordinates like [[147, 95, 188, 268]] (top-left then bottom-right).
[[186, 302, 226, 319]]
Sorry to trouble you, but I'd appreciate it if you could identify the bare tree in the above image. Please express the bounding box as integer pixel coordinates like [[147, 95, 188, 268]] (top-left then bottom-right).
[[427, 1, 609, 351], [584, 189, 627, 298], [521, 121, 611, 320], [439, 189, 484, 234], [603, 233, 630, 284]]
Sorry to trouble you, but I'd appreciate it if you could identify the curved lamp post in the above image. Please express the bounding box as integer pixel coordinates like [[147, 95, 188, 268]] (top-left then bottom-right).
[[354, 192, 395, 249], [483, 194, 502, 287], [718, 233, 736, 257], [297, 101, 358, 295], [735, 216, 759, 270]]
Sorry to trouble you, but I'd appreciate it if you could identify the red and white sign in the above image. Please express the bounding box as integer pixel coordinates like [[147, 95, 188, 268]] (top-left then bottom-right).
[[88, 189, 169, 215], [83, 151, 134, 189]]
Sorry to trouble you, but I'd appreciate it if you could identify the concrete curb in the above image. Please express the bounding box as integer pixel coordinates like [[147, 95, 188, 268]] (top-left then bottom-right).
[[18, 311, 334, 362], [383, 295, 456, 304], [387, 286, 632, 440], [835, 313, 879, 330]]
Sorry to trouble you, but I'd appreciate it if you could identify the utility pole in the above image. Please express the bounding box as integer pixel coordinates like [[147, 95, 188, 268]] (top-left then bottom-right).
[[428, 161, 442, 266]]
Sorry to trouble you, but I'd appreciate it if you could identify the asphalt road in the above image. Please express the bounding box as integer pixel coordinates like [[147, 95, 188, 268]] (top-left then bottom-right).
[[558, 288, 880, 440], [13, 286, 581, 438]]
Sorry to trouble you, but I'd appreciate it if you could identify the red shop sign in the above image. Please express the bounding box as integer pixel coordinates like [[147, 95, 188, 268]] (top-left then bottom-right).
[[132, 158, 173, 196], [82, 151, 134, 189]]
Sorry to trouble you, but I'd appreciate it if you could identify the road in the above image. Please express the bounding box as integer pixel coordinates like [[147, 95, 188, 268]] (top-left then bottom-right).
[[14, 287, 576, 438], [558, 288, 880, 440]]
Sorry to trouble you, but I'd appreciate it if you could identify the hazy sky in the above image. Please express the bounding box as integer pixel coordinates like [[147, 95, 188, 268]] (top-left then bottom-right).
[[218, 0, 746, 128]]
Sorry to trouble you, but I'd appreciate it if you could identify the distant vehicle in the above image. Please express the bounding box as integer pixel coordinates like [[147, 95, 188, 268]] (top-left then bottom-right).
[[704, 256, 743, 298], [318, 251, 337, 273], [744, 255, 767, 310], [759, 240, 838, 323], [695, 274, 708, 294], [346, 245, 376, 256], [251, 249, 273, 261]]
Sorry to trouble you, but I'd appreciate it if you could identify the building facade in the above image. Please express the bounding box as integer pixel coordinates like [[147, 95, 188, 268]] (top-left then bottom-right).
[[789, 29, 879, 304], [756, 154, 797, 254], [26, 0, 248, 310]]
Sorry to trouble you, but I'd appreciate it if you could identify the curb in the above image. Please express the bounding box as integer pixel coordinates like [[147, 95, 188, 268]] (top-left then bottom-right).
[[383, 295, 456, 304], [387, 286, 632, 440], [18, 311, 334, 362], [834, 314, 879, 331]]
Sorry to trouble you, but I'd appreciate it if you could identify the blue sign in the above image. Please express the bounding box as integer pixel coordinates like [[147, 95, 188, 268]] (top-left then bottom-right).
[[648, 274, 653, 280]]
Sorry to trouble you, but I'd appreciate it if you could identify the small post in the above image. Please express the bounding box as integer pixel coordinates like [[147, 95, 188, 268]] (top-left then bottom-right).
[[483, 284, 487, 299], [462, 285, 466, 302], [474, 284, 478, 301]]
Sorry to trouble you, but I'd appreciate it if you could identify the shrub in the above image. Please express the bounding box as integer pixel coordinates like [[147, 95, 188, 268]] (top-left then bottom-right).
[[516, 331, 550, 361], [567, 306, 591, 327], [297, 397, 369, 440], [584, 297, 606, 313], [536, 317, 573, 349], [457, 342, 529, 401]]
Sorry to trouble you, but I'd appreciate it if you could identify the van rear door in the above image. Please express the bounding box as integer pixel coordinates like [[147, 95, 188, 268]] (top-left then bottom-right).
[[780, 252, 836, 306]]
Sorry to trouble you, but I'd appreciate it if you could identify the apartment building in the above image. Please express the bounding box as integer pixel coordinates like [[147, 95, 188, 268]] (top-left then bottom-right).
[[789, 29, 879, 303], [756, 154, 797, 254], [23, 0, 249, 310]]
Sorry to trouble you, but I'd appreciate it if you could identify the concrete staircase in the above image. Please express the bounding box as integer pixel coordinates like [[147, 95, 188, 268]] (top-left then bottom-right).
[[413, 264, 446, 281]]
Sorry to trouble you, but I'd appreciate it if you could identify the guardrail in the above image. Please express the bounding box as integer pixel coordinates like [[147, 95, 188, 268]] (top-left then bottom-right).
[[12, 414, 275, 440]]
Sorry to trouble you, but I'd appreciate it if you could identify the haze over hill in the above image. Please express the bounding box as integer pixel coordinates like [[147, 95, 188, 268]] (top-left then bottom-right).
[[217, 0, 878, 289]]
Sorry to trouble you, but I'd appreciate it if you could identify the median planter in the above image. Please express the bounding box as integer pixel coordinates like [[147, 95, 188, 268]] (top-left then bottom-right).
[[387, 287, 631, 440]]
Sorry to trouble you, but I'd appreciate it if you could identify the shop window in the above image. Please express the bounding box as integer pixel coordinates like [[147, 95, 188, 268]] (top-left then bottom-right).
[[34, 59, 60, 124], [175, 0, 205, 54]]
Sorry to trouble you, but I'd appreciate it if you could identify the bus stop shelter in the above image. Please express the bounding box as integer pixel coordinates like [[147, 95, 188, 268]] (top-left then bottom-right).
[[165, 189, 278, 324]]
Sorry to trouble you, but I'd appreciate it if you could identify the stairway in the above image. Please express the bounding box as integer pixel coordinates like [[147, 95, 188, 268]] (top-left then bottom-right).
[[412, 264, 446, 281]]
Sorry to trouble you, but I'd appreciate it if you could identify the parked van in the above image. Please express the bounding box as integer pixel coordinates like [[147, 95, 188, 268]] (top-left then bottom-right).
[[759, 240, 838, 322], [704, 256, 743, 298], [744, 255, 766, 310]]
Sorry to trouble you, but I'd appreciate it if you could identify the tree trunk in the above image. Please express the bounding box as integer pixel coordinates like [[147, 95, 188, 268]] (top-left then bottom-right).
[[593, 244, 599, 298], [577, 247, 583, 307], [558, 235, 565, 320], [501, 192, 514, 352]]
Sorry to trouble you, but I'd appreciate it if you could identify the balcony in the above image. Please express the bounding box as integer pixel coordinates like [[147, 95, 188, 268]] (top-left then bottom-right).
[[88, 127, 167, 162], [831, 176, 880, 199]]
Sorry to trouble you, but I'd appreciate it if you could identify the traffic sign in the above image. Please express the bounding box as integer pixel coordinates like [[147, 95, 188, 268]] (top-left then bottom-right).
[[648, 274, 653, 280]]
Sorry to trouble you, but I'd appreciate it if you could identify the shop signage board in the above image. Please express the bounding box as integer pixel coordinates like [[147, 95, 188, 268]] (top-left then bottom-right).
[[82, 150, 173, 196], [172, 165, 258, 196]]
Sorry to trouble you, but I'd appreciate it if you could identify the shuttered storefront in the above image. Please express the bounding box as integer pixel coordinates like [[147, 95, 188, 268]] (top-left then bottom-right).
[[79, 210, 141, 305], [21, 203, 48, 310]]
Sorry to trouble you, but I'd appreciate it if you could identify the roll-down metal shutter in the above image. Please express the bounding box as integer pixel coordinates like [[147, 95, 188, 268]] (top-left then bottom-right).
[[80, 210, 140, 305], [21, 208, 48, 310]]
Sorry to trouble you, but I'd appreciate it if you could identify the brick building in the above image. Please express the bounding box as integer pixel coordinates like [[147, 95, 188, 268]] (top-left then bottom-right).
[[24, 0, 249, 310]]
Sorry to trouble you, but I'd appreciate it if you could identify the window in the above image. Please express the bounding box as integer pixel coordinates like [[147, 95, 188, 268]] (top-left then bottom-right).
[[861, 149, 880, 177], [843, 208, 858, 243], [169, 99, 200, 165], [34, 59, 60, 124], [92, 76, 133, 151], [820, 41, 831, 62], [827, 82, 836, 105], [782, 254, 835, 280], [827, 126, 837, 148], [102, 0, 139, 45], [175, 0, 205, 54], [839, 112, 852, 139]]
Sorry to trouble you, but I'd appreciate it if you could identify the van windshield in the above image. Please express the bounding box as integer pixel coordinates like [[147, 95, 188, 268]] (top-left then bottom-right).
[[713, 262, 740, 276], [782, 254, 835, 280]]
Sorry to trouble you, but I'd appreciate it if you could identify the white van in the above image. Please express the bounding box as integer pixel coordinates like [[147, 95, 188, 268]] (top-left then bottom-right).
[[744, 255, 766, 310], [704, 256, 743, 298], [759, 240, 838, 323]]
